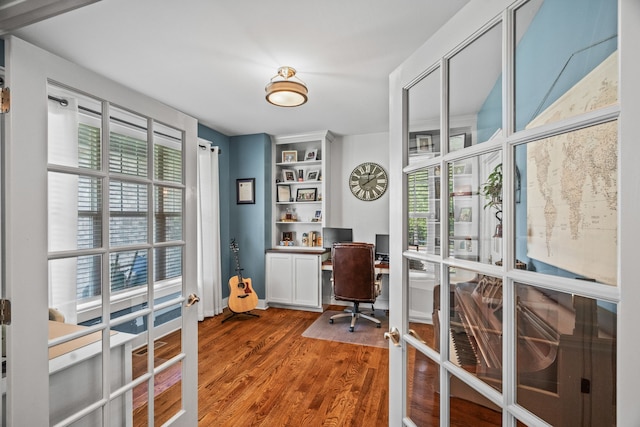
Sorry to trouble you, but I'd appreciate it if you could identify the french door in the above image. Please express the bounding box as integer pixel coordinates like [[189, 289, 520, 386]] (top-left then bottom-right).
[[386, 0, 640, 425], [3, 36, 199, 425]]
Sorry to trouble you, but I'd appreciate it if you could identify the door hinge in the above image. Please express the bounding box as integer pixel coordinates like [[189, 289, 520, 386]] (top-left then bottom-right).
[[1, 87, 10, 114], [0, 299, 11, 325]]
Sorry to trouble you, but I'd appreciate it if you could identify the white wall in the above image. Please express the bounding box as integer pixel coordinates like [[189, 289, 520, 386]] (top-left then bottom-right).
[[328, 132, 390, 244]]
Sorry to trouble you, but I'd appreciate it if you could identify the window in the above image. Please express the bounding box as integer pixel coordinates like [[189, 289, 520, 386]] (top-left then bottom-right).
[[47, 85, 185, 323]]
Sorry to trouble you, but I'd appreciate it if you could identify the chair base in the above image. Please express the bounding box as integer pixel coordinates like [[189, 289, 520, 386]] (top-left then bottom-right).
[[329, 302, 381, 332]]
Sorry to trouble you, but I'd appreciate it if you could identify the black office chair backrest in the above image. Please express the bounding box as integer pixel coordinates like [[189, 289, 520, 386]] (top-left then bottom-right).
[[331, 242, 376, 303]]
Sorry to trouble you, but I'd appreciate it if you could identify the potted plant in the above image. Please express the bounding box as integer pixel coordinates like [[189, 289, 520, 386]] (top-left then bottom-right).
[[481, 163, 503, 237]]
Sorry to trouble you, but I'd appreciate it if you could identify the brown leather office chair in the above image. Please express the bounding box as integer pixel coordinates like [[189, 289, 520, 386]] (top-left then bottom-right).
[[330, 242, 381, 332]]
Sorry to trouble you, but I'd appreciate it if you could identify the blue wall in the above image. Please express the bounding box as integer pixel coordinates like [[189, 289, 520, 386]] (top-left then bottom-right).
[[476, 0, 617, 276], [228, 133, 272, 300], [197, 127, 272, 301]]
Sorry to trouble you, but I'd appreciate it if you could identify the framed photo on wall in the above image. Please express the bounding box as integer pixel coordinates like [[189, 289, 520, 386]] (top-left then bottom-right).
[[236, 178, 255, 204]]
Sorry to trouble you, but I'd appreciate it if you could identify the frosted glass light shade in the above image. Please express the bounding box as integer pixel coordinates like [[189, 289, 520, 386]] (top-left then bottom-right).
[[265, 67, 308, 107]]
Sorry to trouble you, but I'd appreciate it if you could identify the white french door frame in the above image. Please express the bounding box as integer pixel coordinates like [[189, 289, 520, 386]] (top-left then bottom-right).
[[3, 36, 199, 425], [388, 0, 640, 426]]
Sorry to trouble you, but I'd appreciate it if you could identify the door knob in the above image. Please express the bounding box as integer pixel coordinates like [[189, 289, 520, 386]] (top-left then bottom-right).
[[186, 293, 200, 307], [384, 327, 401, 346]]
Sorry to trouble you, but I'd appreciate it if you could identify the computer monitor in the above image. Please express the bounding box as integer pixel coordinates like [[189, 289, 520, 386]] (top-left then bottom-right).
[[375, 234, 389, 262], [322, 227, 353, 250]]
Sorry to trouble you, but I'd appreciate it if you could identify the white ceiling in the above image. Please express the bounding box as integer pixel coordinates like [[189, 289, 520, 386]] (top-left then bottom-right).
[[11, 0, 470, 137]]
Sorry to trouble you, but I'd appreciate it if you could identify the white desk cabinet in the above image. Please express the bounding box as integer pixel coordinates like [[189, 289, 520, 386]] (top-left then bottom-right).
[[266, 250, 328, 311]]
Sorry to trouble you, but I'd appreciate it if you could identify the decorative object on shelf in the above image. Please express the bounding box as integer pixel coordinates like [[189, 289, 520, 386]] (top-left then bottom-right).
[[265, 66, 308, 107], [277, 185, 291, 202], [296, 187, 317, 202], [282, 169, 296, 182], [306, 169, 320, 181], [298, 169, 304, 181], [236, 178, 255, 204], [312, 210, 322, 222], [304, 148, 318, 161], [282, 231, 293, 241], [348, 162, 388, 201], [282, 150, 297, 163], [481, 163, 503, 237]]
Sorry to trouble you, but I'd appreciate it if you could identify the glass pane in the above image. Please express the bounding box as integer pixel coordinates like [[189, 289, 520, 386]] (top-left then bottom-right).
[[408, 259, 439, 351], [155, 360, 182, 425], [449, 22, 502, 151], [49, 173, 102, 252], [154, 301, 182, 328], [110, 250, 148, 293], [48, 85, 102, 170], [408, 68, 441, 163], [408, 165, 441, 254], [49, 328, 103, 425], [155, 186, 183, 243], [515, 0, 618, 131], [154, 122, 183, 183], [109, 107, 148, 177], [515, 121, 617, 285], [110, 180, 148, 246], [406, 345, 440, 425], [449, 151, 503, 265], [154, 247, 183, 282], [449, 374, 502, 426], [69, 408, 103, 426], [50, 255, 102, 320], [448, 267, 503, 392], [515, 283, 616, 425]]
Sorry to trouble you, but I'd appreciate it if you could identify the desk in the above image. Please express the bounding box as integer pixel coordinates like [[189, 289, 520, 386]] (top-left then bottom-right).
[[321, 260, 390, 310]]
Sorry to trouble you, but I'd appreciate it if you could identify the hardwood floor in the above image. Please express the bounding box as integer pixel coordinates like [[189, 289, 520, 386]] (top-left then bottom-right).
[[137, 306, 504, 426], [136, 306, 389, 426], [197, 306, 389, 426]]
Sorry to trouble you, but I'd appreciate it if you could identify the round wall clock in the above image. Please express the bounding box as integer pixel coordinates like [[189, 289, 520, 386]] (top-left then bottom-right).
[[349, 162, 388, 201]]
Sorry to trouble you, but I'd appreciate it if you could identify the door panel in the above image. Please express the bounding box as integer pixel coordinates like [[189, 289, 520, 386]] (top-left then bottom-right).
[[4, 36, 198, 426]]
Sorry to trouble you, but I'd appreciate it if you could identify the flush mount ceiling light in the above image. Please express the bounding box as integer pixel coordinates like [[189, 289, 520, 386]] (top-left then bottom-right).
[[265, 66, 308, 107]]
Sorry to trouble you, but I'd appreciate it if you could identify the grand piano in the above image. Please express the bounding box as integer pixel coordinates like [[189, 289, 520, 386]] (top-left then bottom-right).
[[433, 274, 616, 426]]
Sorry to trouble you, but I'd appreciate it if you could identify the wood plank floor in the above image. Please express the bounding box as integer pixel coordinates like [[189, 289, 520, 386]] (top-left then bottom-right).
[[197, 306, 389, 426], [137, 306, 504, 426]]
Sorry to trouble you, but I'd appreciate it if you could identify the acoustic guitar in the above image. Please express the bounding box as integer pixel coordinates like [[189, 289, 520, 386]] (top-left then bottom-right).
[[228, 239, 259, 313]]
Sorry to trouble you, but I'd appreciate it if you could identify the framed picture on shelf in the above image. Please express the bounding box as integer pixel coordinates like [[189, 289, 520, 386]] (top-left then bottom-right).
[[458, 207, 472, 222], [282, 231, 293, 241], [236, 178, 255, 204], [416, 135, 434, 153], [282, 150, 298, 163], [282, 169, 296, 182], [314, 210, 322, 221], [304, 148, 318, 161], [306, 169, 320, 181], [277, 185, 291, 202], [296, 187, 317, 202]]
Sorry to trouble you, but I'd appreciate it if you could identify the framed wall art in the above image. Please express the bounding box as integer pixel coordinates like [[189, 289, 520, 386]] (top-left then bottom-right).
[[236, 178, 255, 204]]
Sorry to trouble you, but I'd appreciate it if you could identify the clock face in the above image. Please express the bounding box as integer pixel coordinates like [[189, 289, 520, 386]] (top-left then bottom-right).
[[349, 162, 388, 201]]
